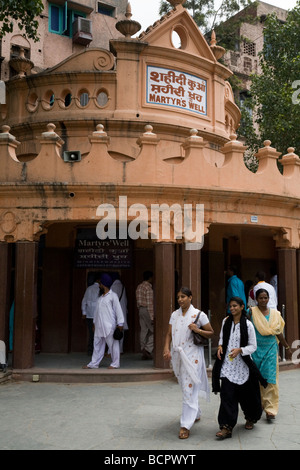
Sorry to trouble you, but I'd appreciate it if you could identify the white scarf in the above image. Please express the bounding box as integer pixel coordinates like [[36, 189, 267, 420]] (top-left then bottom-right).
[[171, 305, 201, 384]]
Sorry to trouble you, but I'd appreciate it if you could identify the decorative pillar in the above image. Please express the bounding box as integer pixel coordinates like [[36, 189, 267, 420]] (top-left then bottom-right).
[[109, 38, 147, 119], [154, 242, 175, 368], [277, 248, 299, 345], [0, 242, 12, 347], [13, 241, 38, 369], [255, 140, 281, 177], [179, 244, 201, 309]]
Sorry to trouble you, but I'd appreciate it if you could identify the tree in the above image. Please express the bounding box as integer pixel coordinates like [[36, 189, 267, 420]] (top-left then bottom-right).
[[0, 0, 44, 42], [238, 2, 300, 158], [159, 0, 257, 50]]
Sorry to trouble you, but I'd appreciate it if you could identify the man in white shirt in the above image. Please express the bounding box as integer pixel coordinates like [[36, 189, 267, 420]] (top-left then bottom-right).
[[270, 267, 278, 297], [83, 273, 124, 369], [111, 272, 128, 353], [81, 273, 101, 355], [136, 271, 154, 359], [253, 271, 277, 309]]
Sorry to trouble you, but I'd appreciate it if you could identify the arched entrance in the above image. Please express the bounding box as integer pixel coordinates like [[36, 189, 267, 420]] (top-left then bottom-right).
[[39, 222, 155, 356]]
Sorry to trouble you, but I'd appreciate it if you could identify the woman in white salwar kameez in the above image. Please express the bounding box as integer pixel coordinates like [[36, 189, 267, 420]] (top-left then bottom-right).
[[164, 287, 214, 439]]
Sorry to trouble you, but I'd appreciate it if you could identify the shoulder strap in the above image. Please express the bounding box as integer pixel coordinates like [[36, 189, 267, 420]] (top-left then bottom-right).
[[193, 310, 201, 324]]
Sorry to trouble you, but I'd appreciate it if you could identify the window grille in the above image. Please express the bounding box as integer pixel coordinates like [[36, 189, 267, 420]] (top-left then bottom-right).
[[243, 41, 256, 57]]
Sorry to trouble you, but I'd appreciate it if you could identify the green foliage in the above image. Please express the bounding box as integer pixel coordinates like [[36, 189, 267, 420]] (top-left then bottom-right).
[[239, 2, 300, 157], [159, 1, 257, 41], [0, 0, 44, 41]]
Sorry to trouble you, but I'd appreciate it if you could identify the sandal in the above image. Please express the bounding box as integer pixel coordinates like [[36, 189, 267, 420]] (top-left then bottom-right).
[[178, 427, 190, 439], [245, 420, 254, 430], [216, 428, 232, 440], [266, 413, 275, 421]]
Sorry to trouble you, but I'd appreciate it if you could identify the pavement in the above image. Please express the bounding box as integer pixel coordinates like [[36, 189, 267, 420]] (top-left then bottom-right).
[[0, 357, 299, 451]]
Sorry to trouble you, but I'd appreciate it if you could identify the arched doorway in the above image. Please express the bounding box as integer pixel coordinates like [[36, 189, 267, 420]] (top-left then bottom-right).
[[39, 222, 154, 355]]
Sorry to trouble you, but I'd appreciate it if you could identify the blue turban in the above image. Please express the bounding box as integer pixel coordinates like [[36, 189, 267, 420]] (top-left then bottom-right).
[[100, 273, 113, 288]]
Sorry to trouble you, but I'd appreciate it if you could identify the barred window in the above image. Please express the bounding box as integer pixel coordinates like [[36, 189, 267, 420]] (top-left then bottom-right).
[[244, 57, 252, 73], [243, 41, 256, 57]]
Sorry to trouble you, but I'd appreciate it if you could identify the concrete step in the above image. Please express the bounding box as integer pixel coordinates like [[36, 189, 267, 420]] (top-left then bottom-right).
[[11, 367, 175, 383], [4, 358, 299, 385]]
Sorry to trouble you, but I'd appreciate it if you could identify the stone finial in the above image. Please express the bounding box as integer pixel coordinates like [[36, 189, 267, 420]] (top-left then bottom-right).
[[40, 123, 64, 146], [0, 125, 20, 145], [182, 129, 205, 154], [9, 47, 34, 78], [210, 30, 226, 60], [89, 124, 110, 145], [144, 124, 154, 134], [255, 139, 281, 174], [137, 125, 159, 146], [115, 2, 141, 38], [168, 0, 186, 6], [0, 125, 20, 161], [280, 147, 300, 165], [279, 147, 300, 177]]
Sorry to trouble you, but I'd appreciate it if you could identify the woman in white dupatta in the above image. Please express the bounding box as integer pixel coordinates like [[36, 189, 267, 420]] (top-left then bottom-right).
[[164, 287, 214, 439]]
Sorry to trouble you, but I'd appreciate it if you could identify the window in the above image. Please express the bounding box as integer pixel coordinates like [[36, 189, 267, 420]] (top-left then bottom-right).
[[243, 41, 256, 57], [49, 3, 85, 37], [243, 57, 252, 74], [97, 2, 115, 17]]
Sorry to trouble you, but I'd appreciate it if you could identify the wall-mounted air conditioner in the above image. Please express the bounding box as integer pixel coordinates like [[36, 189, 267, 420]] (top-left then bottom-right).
[[72, 18, 92, 46]]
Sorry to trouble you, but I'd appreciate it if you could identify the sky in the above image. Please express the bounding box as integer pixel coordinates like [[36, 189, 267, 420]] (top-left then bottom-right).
[[129, 0, 298, 34]]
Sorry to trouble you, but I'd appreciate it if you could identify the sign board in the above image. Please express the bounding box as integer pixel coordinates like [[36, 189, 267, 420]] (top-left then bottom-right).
[[146, 66, 207, 116], [74, 229, 132, 268]]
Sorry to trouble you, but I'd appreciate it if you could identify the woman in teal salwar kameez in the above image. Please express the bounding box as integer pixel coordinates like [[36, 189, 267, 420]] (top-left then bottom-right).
[[249, 289, 291, 420]]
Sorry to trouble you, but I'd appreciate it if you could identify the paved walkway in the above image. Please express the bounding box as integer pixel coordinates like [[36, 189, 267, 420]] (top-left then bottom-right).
[[0, 368, 299, 450]]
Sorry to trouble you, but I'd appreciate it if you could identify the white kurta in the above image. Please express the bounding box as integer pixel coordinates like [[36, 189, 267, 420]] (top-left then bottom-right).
[[93, 290, 124, 337], [81, 282, 100, 319], [88, 290, 124, 369], [169, 305, 210, 429]]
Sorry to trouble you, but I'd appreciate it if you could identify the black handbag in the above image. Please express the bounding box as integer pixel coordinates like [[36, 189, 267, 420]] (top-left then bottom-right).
[[113, 327, 123, 340], [192, 312, 209, 346]]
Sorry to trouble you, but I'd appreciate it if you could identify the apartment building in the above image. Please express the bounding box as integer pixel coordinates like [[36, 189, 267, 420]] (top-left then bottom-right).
[[0, 0, 128, 81]]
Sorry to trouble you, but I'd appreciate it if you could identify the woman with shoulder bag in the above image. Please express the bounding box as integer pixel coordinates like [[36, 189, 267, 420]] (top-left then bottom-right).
[[212, 296, 267, 440], [163, 287, 214, 440]]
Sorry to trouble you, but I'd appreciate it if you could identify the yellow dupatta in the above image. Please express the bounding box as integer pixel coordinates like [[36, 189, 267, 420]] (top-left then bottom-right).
[[251, 306, 285, 337]]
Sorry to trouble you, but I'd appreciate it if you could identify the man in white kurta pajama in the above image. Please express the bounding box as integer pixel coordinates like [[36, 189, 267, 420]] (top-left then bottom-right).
[[169, 305, 210, 430], [86, 274, 124, 369]]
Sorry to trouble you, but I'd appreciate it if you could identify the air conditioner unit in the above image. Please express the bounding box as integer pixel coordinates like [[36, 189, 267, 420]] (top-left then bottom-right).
[[72, 18, 92, 46]]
